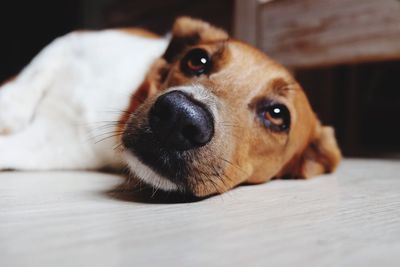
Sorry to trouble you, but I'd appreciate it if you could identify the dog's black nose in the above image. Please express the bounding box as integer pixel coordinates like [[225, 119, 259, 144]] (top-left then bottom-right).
[[149, 90, 214, 151]]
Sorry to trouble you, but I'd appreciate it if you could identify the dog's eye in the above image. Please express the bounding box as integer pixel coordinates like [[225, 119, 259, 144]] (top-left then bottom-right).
[[257, 103, 290, 132], [180, 48, 211, 76]]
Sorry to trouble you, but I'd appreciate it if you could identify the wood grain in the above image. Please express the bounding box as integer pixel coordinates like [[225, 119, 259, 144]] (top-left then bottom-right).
[[1, 159, 400, 267], [235, 0, 400, 68]]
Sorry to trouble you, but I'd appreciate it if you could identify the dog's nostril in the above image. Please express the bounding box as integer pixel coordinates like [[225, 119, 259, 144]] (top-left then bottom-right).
[[181, 124, 197, 140], [149, 90, 214, 151], [181, 123, 209, 145], [155, 102, 173, 120]]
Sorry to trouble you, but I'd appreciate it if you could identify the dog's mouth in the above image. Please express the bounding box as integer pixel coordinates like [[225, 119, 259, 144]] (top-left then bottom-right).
[[121, 88, 233, 196], [123, 128, 193, 192]]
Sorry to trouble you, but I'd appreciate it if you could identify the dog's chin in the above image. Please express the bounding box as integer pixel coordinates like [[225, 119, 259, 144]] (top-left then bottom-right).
[[123, 151, 181, 192], [122, 148, 226, 197]]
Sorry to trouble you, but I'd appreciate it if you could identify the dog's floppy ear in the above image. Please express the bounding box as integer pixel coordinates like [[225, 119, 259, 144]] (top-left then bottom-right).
[[163, 17, 229, 63], [284, 124, 342, 178]]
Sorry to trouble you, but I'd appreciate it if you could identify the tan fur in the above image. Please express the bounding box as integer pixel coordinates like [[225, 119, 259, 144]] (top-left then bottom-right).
[[171, 17, 228, 42], [117, 28, 160, 39], [121, 17, 341, 196]]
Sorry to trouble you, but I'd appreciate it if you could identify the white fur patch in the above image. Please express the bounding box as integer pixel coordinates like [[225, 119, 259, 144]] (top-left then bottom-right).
[[0, 30, 169, 170], [124, 151, 179, 192]]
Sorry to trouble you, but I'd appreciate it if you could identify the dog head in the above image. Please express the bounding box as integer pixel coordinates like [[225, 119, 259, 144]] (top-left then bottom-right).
[[120, 17, 341, 197]]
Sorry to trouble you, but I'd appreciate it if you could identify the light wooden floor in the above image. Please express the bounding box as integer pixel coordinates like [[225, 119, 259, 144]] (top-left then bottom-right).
[[1, 159, 400, 267]]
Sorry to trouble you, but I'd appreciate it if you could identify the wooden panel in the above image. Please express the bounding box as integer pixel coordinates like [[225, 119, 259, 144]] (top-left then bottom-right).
[[234, 0, 259, 44], [256, 0, 400, 68]]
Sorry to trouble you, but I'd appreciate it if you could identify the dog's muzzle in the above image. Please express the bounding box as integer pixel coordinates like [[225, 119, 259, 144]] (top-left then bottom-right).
[[149, 90, 214, 151], [122, 86, 219, 192]]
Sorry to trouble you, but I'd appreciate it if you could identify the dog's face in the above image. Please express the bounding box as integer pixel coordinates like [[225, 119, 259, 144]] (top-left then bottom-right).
[[120, 17, 341, 197]]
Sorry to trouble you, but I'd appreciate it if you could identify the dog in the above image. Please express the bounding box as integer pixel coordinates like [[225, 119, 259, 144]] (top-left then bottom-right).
[[0, 17, 341, 197]]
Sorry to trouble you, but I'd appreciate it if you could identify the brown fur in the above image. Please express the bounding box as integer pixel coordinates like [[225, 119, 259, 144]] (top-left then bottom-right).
[[118, 28, 160, 39], [121, 17, 341, 196]]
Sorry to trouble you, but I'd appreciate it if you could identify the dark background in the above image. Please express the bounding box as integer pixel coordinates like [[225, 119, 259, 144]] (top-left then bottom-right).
[[1, 0, 399, 158], [0, 0, 233, 82]]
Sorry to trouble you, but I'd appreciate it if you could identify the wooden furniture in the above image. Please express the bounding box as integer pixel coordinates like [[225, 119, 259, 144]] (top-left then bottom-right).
[[1, 159, 400, 266], [234, 0, 400, 68]]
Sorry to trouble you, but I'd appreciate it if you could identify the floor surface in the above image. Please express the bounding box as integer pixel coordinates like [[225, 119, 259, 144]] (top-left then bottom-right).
[[1, 159, 399, 267]]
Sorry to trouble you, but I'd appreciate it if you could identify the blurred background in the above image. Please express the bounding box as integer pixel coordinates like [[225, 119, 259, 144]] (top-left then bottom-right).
[[1, 0, 399, 158]]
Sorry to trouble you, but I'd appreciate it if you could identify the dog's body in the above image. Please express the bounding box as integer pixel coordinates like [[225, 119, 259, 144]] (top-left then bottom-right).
[[0, 30, 168, 170], [0, 18, 341, 196]]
